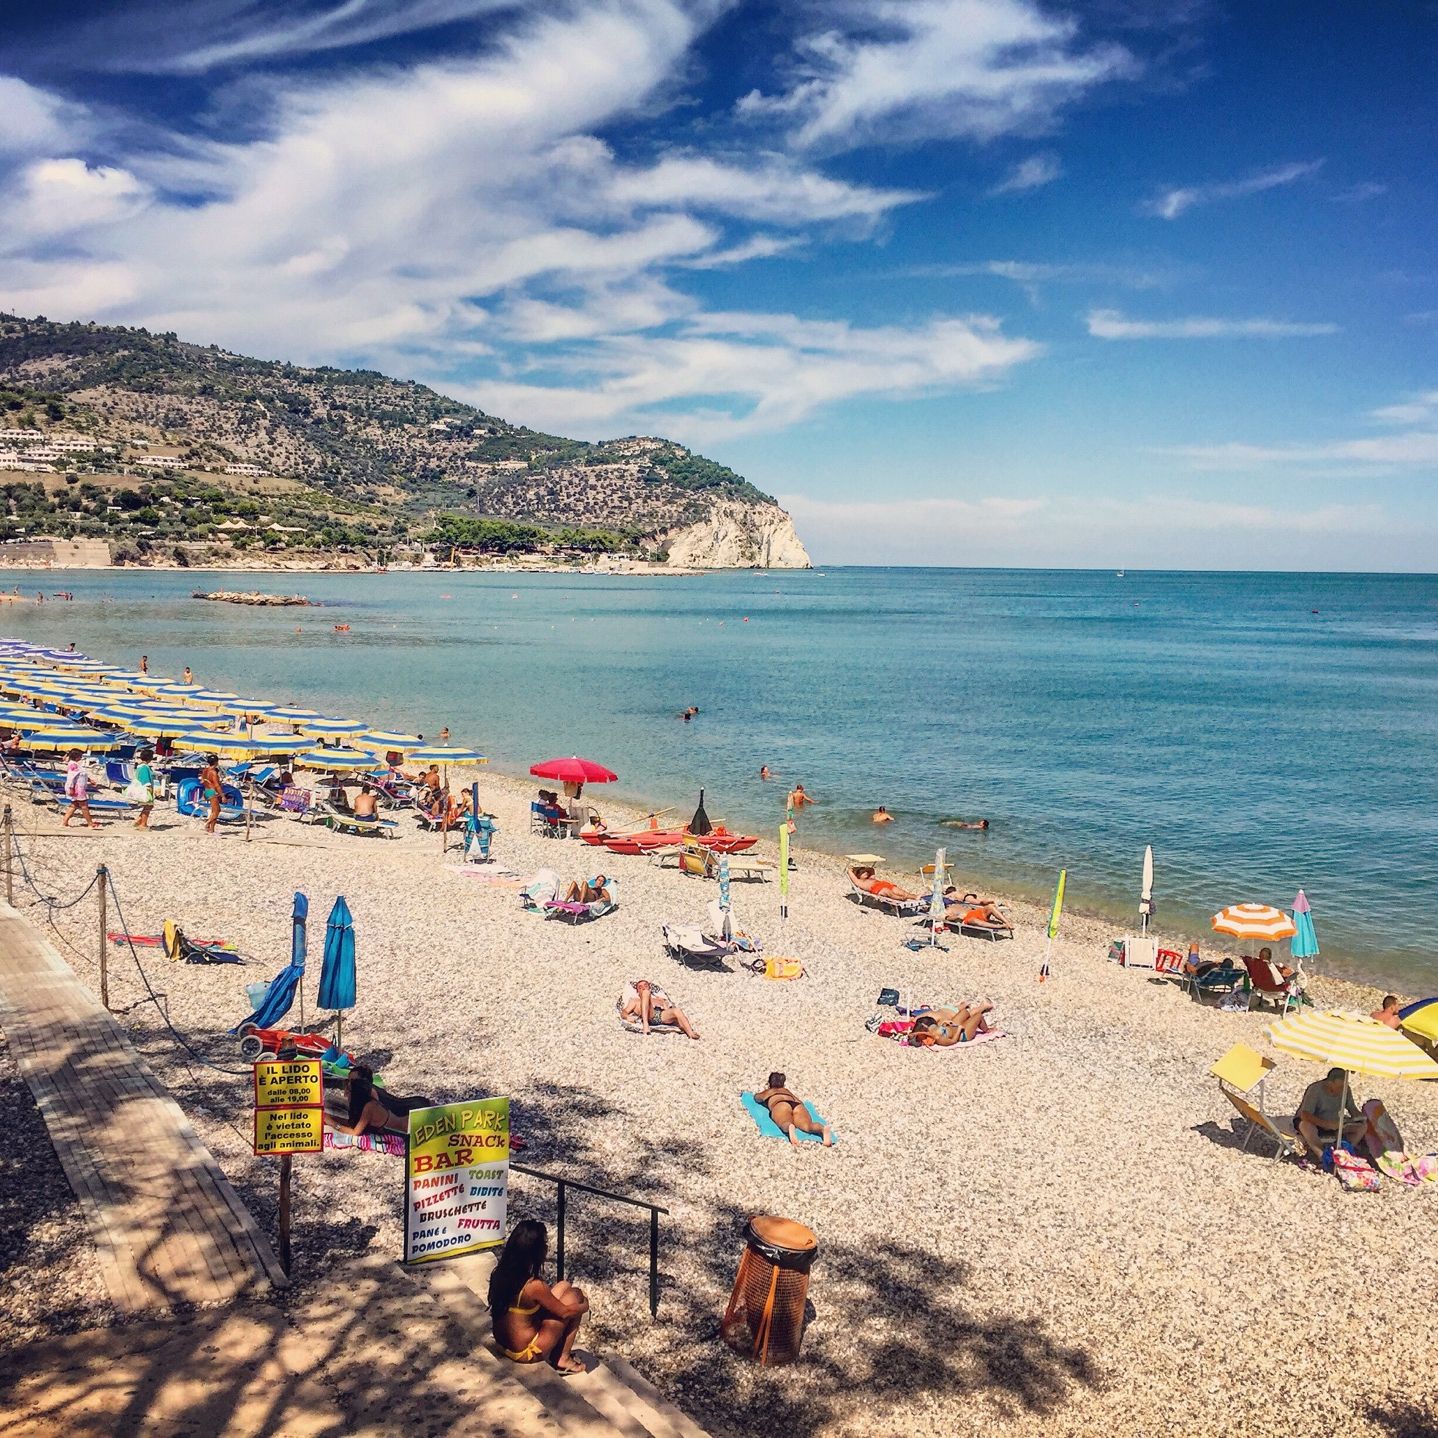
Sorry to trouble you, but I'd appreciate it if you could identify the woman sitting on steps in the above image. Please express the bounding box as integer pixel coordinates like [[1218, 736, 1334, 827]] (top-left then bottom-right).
[[489, 1219, 589, 1374]]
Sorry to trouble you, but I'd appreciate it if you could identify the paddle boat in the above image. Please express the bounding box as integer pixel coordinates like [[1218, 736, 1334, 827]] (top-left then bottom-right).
[[695, 824, 758, 854]]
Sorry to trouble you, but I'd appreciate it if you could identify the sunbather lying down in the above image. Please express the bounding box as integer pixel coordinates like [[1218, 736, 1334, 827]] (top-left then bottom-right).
[[942, 891, 1009, 929], [755, 1071, 834, 1148], [848, 866, 921, 901], [910, 1003, 995, 1046]]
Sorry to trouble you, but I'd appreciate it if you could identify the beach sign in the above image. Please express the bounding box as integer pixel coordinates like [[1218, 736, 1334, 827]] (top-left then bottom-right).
[[252, 1056, 324, 1155], [404, 1096, 510, 1265]]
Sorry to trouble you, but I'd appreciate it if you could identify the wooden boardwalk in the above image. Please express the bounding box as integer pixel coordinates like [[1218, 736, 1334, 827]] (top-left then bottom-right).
[[0, 903, 286, 1313]]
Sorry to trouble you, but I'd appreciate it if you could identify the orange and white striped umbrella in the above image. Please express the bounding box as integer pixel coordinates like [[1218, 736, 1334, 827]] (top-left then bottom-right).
[[1210, 903, 1297, 941]]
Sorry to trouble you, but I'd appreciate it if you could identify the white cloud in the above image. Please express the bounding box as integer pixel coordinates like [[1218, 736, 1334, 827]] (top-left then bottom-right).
[[1368, 391, 1438, 425], [1330, 181, 1386, 204], [604, 153, 926, 224], [1, 158, 152, 244], [675, 234, 804, 269], [738, 0, 1131, 151], [462, 310, 1042, 439], [0, 76, 91, 157], [989, 152, 1062, 195], [1143, 159, 1324, 220], [1086, 308, 1338, 339]]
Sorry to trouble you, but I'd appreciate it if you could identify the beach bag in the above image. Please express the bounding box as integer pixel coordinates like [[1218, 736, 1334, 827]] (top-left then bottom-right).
[[1331, 1149, 1381, 1193], [876, 987, 900, 1007], [1107, 939, 1126, 965], [124, 779, 153, 804], [64, 768, 81, 799]]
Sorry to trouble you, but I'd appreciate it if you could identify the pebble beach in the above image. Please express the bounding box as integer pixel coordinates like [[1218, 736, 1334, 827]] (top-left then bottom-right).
[[9, 765, 1438, 1438]]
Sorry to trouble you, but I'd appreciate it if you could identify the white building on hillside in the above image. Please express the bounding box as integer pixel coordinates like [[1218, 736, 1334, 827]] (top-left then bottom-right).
[[223, 463, 271, 477], [135, 455, 187, 469]]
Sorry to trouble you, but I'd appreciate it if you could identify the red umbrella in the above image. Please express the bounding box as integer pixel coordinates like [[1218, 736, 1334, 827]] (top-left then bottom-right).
[[530, 756, 618, 784]]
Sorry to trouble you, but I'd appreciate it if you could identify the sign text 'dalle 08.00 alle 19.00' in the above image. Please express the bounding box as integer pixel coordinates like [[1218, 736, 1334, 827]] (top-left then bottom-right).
[[405, 1096, 510, 1264]]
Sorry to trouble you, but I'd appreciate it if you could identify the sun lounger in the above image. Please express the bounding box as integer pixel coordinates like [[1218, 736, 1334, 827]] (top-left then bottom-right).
[[1187, 962, 1243, 1003], [35, 784, 134, 817], [545, 885, 619, 923], [322, 805, 399, 839], [1211, 1043, 1301, 1161], [519, 869, 560, 909], [848, 876, 928, 916]]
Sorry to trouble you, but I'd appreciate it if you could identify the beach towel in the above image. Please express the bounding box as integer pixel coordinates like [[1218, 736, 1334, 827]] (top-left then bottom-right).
[[324, 1128, 406, 1157], [1331, 1148, 1381, 1193], [741, 1092, 837, 1144], [1361, 1099, 1438, 1186], [871, 1016, 1007, 1048]]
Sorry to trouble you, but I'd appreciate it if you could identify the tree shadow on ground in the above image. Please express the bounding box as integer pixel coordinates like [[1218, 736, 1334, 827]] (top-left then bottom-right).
[[1369, 1399, 1438, 1438]]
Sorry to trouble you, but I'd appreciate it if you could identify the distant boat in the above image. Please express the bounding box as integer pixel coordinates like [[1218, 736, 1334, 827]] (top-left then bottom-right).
[[1116, 569, 1126, 578]]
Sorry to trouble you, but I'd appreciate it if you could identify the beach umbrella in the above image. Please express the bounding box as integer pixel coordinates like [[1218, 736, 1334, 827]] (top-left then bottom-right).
[[407, 744, 486, 766], [691, 788, 712, 836], [351, 730, 425, 752], [292, 892, 308, 1027], [778, 821, 790, 923], [317, 896, 356, 1047], [529, 756, 617, 785], [1211, 903, 1297, 943], [1269, 1009, 1438, 1158], [294, 748, 380, 773], [186, 733, 300, 758], [1040, 869, 1066, 982], [1290, 889, 1320, 961], [929, 846, 947, 948], [15, 726, 116, 749], [296, 717, 368, 735], [266, 706, 327, 721], [1396, 999, 1438, 1048], [1140, 845, 1155, 935]]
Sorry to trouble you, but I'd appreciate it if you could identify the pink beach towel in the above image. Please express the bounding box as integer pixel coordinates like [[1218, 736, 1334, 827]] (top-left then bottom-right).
[[1362, 1099, 1438, 1186], [324, 1128, 405, 1157]]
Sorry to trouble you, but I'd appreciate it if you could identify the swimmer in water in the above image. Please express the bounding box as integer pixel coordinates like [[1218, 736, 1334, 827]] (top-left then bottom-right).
[[945, 818, 989, 831], [759, 765, 772, 781], [788, 783, 815, 809], [872, 805, 894, 824]]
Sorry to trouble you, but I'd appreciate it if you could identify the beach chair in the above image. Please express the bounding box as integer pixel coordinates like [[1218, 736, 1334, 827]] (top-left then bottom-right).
[[1242, 955, 1301, 1015], [38, 785, 133, 817], [848, 874, 928, 917], [104, 758, 133, 788], [1187, 961, 1243, 1004], [545, 879, 618, 924], [1211, 1043, 1301, 1161], [1122, 936, 1159, 969], [951, 911, 1014, 942], [278, 785, 321, 822], [1154, 948, 1185, 980], [519, 868, 560, 909], [321, 804, 399, 839]]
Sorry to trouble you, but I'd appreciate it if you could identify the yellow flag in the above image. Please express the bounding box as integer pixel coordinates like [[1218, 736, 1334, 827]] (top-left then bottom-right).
[[778, 822, 790, 901], [1047, 869, 1067, 940]]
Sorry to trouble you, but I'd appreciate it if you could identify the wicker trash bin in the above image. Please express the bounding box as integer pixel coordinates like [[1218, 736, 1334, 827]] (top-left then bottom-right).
[[720, 1215, 818, 1365]]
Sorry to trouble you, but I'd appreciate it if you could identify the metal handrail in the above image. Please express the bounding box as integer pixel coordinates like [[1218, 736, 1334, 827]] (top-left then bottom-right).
[[510, 1161, 669, 1316]]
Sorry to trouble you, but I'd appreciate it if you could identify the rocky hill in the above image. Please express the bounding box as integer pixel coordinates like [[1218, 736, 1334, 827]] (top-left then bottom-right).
[[0, 314, 810, 569]]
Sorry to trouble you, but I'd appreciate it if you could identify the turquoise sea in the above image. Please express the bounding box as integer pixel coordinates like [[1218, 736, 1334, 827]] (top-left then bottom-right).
[[4, 567, 1435, 990]]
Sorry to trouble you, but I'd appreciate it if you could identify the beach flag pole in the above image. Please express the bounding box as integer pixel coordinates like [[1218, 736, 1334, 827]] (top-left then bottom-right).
[[1040, 869, 1066, 983], [777, 821, 790, 925]]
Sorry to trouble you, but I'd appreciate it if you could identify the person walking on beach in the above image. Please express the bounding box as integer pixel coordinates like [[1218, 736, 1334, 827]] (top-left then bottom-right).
[[61, 749, 98, 828], [199, 752, 223, 833], [131, 746, 156, 830]]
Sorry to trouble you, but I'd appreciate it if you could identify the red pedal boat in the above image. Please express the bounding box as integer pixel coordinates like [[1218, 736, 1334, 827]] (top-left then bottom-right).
[[696, 826, 758, 854]]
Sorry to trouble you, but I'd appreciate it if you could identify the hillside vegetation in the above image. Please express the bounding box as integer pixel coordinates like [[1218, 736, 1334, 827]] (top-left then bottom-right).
[[0, 314, 780, 565]]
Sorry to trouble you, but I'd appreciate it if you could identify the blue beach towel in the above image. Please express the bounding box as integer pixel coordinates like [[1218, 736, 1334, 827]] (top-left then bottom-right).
[[741, 1092, 837, 1145]]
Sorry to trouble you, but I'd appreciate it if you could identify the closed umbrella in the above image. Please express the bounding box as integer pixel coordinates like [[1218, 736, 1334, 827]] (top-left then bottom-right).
[[691, 788, 712, 837], [1140, 845, 1154, 935], [292, 892, 308, 1027], [233, 892, 309, 1035], [1211, 903, 1297, 943], [1290, 889, 1320, 961], [928, 846, 947, 948], [1040, 869, 1066, 982], [317, 896, 356, 1046]]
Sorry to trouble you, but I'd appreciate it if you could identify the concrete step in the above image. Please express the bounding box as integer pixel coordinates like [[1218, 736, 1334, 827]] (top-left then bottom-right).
[[408, 1255, 711, 1438]]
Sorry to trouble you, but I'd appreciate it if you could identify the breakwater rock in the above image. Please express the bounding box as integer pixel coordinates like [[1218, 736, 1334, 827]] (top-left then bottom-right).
[[192, 590, 312, 607]]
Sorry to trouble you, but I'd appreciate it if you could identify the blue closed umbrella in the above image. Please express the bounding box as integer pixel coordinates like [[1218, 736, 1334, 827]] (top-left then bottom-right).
[[232, 892, 308, 1035], [317, 896, 356, 1045], [1290, 889, 1320, 961]]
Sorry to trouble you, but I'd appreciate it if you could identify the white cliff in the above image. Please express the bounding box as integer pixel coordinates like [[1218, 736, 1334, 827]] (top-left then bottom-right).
[[659, 498, 812, 570]]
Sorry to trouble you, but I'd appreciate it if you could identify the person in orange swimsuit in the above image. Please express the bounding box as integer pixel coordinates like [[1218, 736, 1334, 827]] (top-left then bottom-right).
[[489, 1220, 589, 1373]]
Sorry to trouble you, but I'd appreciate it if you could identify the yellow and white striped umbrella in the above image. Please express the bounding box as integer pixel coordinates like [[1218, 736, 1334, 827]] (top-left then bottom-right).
[[1269, 1009, 1438, 1080], [1211, 903, 1297, 942]]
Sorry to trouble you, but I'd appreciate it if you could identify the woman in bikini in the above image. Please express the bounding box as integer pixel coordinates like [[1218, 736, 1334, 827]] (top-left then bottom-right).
[[910, 1002, 996, 1046], [489, 1219, 589, 1374], [330, 1066, 433, 1139], [755, 1072, 834, 1148]]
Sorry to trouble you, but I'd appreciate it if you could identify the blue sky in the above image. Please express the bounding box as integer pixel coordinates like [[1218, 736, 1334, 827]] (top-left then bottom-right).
[[1, 1, 1435, 568]]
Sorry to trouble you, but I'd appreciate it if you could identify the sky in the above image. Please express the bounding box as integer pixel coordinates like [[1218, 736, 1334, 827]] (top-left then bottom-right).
[[1, 0, 1435, 569]]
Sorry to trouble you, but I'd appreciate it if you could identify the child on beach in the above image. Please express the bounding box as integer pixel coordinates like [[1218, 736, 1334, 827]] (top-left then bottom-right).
[[62, 749, 97, 828], [131, 746, 156, 830]]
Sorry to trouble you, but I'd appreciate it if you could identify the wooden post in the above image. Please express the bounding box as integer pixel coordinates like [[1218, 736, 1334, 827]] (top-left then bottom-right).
[[2, 804, 12, 906], [97, 865, 109, 1010], [278, 1154, 293, 1276]]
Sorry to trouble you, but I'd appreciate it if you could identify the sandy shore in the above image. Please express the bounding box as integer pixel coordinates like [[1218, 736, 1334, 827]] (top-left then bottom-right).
[[7, 770, 1437, 1438]]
